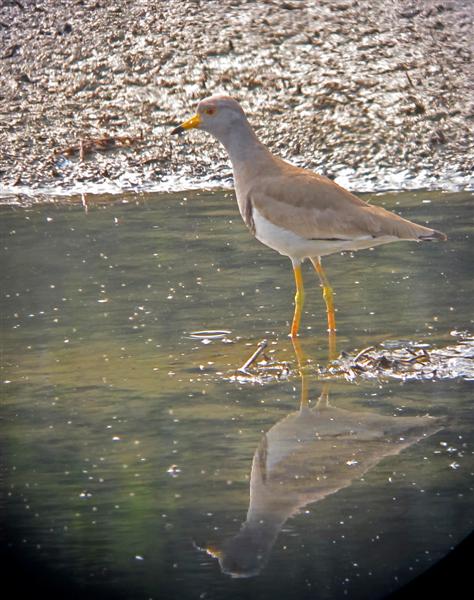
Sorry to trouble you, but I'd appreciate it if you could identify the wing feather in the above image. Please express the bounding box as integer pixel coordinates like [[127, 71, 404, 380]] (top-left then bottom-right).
[[248, 167, 445, 241]]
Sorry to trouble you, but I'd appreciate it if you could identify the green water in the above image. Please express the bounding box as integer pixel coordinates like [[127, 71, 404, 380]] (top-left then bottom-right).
[[1, 189, 473, 599]]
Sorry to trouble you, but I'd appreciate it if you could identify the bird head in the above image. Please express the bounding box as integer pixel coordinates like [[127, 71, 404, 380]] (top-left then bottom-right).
[[171, 95, 247, 139]]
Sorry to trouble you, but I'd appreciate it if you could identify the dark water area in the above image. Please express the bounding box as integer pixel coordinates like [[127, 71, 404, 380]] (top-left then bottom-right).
[[1, 189, 473, 599]]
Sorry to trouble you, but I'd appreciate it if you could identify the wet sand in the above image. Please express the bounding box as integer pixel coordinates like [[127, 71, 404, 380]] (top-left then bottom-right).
[[0, 0, 473, 200]]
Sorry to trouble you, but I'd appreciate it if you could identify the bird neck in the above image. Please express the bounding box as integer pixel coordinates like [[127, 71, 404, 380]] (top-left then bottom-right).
[[217, 119, 269, 174]]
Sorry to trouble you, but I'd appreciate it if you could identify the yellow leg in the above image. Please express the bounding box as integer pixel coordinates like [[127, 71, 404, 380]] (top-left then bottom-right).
[[290, 262, 305, 338], [310, 257, 337, 360]]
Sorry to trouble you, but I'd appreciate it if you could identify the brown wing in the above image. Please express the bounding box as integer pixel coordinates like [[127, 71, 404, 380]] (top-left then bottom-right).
[[249, 164, 446, 241]]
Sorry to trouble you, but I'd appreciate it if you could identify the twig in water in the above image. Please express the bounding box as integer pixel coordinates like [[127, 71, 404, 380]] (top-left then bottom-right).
[[238, 339, 268, 373], [353, 346, 375, 363], [81, 193, 88, 214]]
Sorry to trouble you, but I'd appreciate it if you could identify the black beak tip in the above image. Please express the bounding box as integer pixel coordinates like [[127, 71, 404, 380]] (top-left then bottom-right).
[[171, 125, 185, 135]]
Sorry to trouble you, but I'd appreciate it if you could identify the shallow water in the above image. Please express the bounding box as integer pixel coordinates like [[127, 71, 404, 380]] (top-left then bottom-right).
[[1, 189, 473, 599]]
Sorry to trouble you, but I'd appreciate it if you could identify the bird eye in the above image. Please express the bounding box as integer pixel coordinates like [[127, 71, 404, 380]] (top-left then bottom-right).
[[204, 108, 216, 116]]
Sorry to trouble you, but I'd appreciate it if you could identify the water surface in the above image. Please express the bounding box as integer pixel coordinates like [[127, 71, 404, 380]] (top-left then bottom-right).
[[1, 189, 473, 599]]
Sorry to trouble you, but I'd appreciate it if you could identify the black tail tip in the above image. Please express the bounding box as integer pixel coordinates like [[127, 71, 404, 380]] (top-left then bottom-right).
[[419, 229, 447, 242]]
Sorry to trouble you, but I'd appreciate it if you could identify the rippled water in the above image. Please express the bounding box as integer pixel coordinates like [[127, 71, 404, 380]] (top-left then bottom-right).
[[1, 189, 473, 599]]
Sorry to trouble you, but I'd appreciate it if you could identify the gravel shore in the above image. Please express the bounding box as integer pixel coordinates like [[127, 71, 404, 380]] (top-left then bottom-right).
[[1, 0, 473, 200]]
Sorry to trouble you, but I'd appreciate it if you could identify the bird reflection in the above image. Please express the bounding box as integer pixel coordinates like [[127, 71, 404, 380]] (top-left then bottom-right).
[[202, 340, 441, 578]]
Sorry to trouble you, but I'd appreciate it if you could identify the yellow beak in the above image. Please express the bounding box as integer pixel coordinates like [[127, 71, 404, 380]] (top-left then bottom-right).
[[204, 546, 222, 559], [171, 113, 201, 135]]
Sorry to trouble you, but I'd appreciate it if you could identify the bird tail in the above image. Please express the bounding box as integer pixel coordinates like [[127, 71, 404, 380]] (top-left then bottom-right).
[[417, 228, 447, 242], [363, 204, 447, 242], [371, 206, 447, 241]]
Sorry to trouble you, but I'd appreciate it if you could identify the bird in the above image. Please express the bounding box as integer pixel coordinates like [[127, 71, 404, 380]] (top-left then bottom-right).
[[171, 95, 447, 339]]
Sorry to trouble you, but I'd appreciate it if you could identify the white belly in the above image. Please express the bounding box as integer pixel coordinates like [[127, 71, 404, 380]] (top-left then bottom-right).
[[252, 207, 400, 260]]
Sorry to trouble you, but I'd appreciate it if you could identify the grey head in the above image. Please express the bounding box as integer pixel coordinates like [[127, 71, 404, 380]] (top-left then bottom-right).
[[171, 95, 252, 143]]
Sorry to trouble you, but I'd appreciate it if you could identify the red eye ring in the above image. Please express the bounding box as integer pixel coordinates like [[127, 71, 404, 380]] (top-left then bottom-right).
[[204, 107, 216, 116]]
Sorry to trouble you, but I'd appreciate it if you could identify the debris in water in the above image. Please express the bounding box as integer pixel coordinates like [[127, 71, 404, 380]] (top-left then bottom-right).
[[167, 464, 181, 477], [320, 336, 474, 382]]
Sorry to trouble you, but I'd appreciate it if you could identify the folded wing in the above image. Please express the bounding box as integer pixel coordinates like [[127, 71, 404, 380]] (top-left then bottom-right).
[[249, 166, 446, 242]]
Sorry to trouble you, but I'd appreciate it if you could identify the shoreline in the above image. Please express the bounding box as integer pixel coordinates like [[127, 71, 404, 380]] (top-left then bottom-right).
[[1, 166, 471, 205]]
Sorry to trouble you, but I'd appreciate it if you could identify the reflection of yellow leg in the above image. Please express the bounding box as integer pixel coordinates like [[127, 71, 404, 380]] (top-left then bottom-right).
[[316, 383, 330, 408], [291, 336, 307, 371], [290, 262, 305, 339], [291, 337, 309, 409], [310, 257, 337, 361], [292, 338, 332, 411]]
